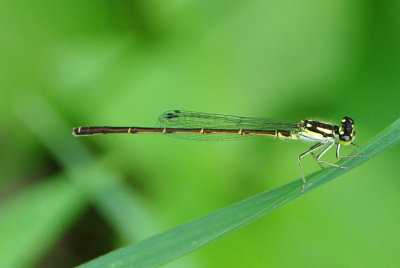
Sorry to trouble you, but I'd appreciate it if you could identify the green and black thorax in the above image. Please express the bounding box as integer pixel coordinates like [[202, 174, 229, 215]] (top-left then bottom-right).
[[296, 117, 355, 145]]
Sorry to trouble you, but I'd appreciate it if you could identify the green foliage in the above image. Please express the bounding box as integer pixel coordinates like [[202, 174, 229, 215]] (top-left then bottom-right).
[[1, 1, 400, 267], [0, 178, 85, 268]]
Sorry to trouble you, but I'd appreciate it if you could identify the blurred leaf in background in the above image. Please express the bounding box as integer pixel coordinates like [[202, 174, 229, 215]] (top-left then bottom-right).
[[0, 0, 399, 267]]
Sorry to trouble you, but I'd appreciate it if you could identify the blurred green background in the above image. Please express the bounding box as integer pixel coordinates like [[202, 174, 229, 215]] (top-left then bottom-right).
[[1, 1, 399, 267]]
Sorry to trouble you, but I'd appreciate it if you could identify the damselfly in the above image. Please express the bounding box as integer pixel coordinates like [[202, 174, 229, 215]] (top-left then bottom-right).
[[73, 110, 362, 192]]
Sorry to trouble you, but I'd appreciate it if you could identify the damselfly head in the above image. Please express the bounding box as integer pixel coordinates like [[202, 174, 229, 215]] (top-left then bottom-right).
[[339, 117, 355, 145]]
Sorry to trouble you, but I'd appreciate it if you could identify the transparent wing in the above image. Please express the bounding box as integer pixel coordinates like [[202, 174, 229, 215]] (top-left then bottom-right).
[[157, 110, 299, 141]]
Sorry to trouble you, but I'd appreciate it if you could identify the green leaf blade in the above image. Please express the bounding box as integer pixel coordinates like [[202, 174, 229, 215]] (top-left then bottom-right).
[[0, 177, 86, 268]]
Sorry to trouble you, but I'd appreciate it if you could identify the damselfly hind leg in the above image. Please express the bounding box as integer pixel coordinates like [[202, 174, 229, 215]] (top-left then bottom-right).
[[298, 143, 325, 193]]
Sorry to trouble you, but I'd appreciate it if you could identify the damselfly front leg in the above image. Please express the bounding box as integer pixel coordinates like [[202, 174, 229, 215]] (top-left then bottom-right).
[[335, 143, 365, 159]]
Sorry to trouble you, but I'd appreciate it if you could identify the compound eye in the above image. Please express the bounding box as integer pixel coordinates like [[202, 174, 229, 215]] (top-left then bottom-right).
[[342, 117, 354, 125], [340, 135, 351, 142]]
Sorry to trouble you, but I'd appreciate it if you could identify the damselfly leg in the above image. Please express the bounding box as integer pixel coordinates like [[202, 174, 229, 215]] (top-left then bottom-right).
[[298, 143, 325, 192], [300, 142, 365, 192], [336, 143, 365, 159]]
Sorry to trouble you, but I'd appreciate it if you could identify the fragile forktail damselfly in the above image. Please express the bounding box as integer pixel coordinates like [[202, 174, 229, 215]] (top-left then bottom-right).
[[73, 110, 362, 192]]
